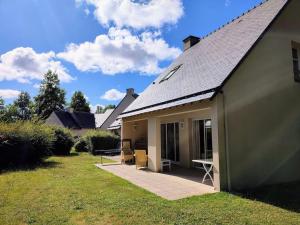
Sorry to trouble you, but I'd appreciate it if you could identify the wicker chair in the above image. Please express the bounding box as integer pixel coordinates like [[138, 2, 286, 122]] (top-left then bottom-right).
[[121, 139, 134, 164], [135, 150, 148, 169]]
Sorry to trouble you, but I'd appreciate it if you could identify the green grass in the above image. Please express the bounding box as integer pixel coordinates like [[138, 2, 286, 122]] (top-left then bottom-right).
[[0, 153, 299, 225]]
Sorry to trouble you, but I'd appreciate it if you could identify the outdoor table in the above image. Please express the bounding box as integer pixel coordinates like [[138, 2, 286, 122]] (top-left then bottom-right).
[[192, 159, 214, 185], [94, 149, 121, 164]]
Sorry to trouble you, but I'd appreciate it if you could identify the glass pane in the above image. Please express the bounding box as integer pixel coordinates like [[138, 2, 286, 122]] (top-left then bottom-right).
[[199, 120, 205, 159], [167, 123, 175, 161], [175, 123, 180, 161], [161, 124, 166, 159], [292, 48, 298, 59]]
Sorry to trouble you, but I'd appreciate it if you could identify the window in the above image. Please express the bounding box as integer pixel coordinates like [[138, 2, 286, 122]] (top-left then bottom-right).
[[292, 42, 300, 82], [192, 119, 212, 160], [161, 123, 180, 162], [159, 64, 182, 83]]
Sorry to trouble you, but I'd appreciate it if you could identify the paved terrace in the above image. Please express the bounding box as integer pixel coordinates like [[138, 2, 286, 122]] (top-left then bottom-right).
[[96, 161, 216, 200]]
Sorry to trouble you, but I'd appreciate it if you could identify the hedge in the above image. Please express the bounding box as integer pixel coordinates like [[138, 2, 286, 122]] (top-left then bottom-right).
[[78, 130, 119, 155], [0, 121, 54, 168], [51, 126, 74, 156]]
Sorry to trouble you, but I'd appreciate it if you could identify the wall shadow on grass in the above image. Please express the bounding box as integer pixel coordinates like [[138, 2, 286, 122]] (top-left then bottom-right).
[[236, 181, 300, 213], [0, 160, 62, 175]]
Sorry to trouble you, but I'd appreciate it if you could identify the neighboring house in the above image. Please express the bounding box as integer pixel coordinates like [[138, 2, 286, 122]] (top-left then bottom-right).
[[46, 110, 95, 136], [120, 0, 300, 191], [97, 88, 138, 134], [95, 109, 114, 128]]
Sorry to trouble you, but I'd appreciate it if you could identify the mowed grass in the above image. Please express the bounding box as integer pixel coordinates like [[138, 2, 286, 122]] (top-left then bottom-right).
[[0, 153, 299, 225]]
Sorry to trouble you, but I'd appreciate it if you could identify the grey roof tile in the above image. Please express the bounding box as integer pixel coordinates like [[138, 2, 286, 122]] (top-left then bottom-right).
[[123, 0, 289, 117]]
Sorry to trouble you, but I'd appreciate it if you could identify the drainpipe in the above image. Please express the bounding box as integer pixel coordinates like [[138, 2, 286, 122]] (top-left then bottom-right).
[[220, 90, 232, 191]]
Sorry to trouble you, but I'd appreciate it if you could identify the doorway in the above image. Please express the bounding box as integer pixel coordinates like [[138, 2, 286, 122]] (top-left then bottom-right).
[[161, 123, 180, 162]]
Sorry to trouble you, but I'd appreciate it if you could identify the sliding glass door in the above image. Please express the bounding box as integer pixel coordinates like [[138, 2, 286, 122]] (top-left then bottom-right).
[[161, 123, 180, 162], [192, 119, 212, 160]]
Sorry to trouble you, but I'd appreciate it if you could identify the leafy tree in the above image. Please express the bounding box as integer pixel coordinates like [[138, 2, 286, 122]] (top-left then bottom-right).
[[0, 97, 4, 108], [0, 104, 19, 122], [70, 91, 90, 112], [13, 91, 32, 120], [104, 104, 116, 111], [95, 104, 116, 114], [95, 105, 103, 114], [35, 70, 66, 119]]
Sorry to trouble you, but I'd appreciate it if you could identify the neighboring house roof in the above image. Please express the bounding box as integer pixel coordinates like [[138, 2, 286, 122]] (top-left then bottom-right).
[[48, 111, 95, 129], [95, 109, 114, 128], [122, 0, 289, 117], [107, 119, 121, 130], [100, 88, 139, 129]]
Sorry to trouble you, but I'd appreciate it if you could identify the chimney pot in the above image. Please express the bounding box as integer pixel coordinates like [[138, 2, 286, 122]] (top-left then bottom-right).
[[183, 35, 200, 51], [126, 88, 134, 95]]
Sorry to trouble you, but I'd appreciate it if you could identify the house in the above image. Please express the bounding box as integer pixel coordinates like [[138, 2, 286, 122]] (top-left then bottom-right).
[[95, 108, 114, 128], [46, 110, 95, 136], [120, 0, 300, 191], [96, 88, 138, 134]]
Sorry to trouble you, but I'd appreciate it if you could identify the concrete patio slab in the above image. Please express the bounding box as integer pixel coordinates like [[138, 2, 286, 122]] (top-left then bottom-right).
[[96, 163, 216, 200]]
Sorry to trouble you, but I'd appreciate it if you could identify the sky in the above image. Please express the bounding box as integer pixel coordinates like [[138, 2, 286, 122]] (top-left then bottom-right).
[[0, 0, 263, 111]]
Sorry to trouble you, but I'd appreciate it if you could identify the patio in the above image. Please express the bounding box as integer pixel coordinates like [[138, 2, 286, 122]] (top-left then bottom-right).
[[96, 161, 216, 200]]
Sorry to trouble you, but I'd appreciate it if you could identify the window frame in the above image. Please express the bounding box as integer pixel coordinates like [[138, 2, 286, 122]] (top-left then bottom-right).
[[159, 64, 182, 83], [292, 41, 300, 82]]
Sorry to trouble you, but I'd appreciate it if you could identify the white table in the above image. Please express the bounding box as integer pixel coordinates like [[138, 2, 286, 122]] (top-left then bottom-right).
[[192, 159, 214, 185], [161, 159, 171, 172]]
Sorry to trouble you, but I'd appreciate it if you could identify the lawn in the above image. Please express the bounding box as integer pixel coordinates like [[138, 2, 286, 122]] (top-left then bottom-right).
[[0, 153, 299, 225]]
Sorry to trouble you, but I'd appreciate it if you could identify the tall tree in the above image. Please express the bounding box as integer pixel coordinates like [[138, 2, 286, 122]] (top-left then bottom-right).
[[0, 97, 4, 110], [14, 91, 32, 120], [104, 104, 115, 111], [35, 70, 66, 119], [70, 91, 90, 112]]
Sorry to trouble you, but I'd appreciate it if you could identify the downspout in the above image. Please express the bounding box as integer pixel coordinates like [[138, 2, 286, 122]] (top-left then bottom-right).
[[220, 90, 232, 191]]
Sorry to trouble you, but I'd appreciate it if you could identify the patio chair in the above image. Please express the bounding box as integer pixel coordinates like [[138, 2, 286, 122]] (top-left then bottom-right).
[[135, 150, 148, 169], [121, 139, 134, 164]]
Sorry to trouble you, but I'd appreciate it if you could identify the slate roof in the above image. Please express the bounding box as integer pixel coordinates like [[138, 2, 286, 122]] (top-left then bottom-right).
[[53, 111, 95, 129], [95, 109, 114, 128], [122, 0, 289, 117], [108, 118, 121, 130]]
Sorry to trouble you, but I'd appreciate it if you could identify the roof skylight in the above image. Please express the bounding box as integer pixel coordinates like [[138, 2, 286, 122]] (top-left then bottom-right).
[[159, 64, 182, 83]]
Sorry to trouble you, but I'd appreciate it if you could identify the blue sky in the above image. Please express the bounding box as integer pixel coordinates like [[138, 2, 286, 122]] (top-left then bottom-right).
[[0, 0, 262, 111]]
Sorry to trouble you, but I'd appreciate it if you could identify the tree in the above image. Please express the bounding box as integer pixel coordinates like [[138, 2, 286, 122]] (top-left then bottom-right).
[[95, 104, 115, 114], [35, 70, 66, 119], [0, 97, 4, 111], [70, 91, 90, 112], [0, 104, 19, 122], [95, 105, 104, 114], [13, 91, 32, 120], [104, 104, 116, 111]]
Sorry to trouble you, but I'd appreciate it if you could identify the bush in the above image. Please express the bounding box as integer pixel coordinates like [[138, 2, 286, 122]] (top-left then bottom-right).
[[0, 121, 54, 168], [51, 126, 74, 155], [83, 130, 119, 155], [74, 138, 88, 152]]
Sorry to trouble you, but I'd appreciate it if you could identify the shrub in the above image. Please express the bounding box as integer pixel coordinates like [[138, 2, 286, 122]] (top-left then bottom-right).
[[51, 126, 74, 155], [74, 138, 88, 152], [83, 130, 119, 155], [0, 121, 54, 168]]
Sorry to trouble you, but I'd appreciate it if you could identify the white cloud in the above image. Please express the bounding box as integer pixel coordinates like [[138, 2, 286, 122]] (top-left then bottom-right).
[[0, 47, 74, 83], [225, 0, 231, 7], [101, 89, 125, 101], [84, 8, 90, 15], [58, 27, 181, 75], [77, 0, 184, 29], [0, 89, 21, 99], [33, 83, 40, 89]]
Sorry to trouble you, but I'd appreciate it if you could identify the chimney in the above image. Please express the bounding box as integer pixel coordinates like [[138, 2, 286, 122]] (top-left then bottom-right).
[[183, 35, 200, 51], [126, 88, 134, 95]]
